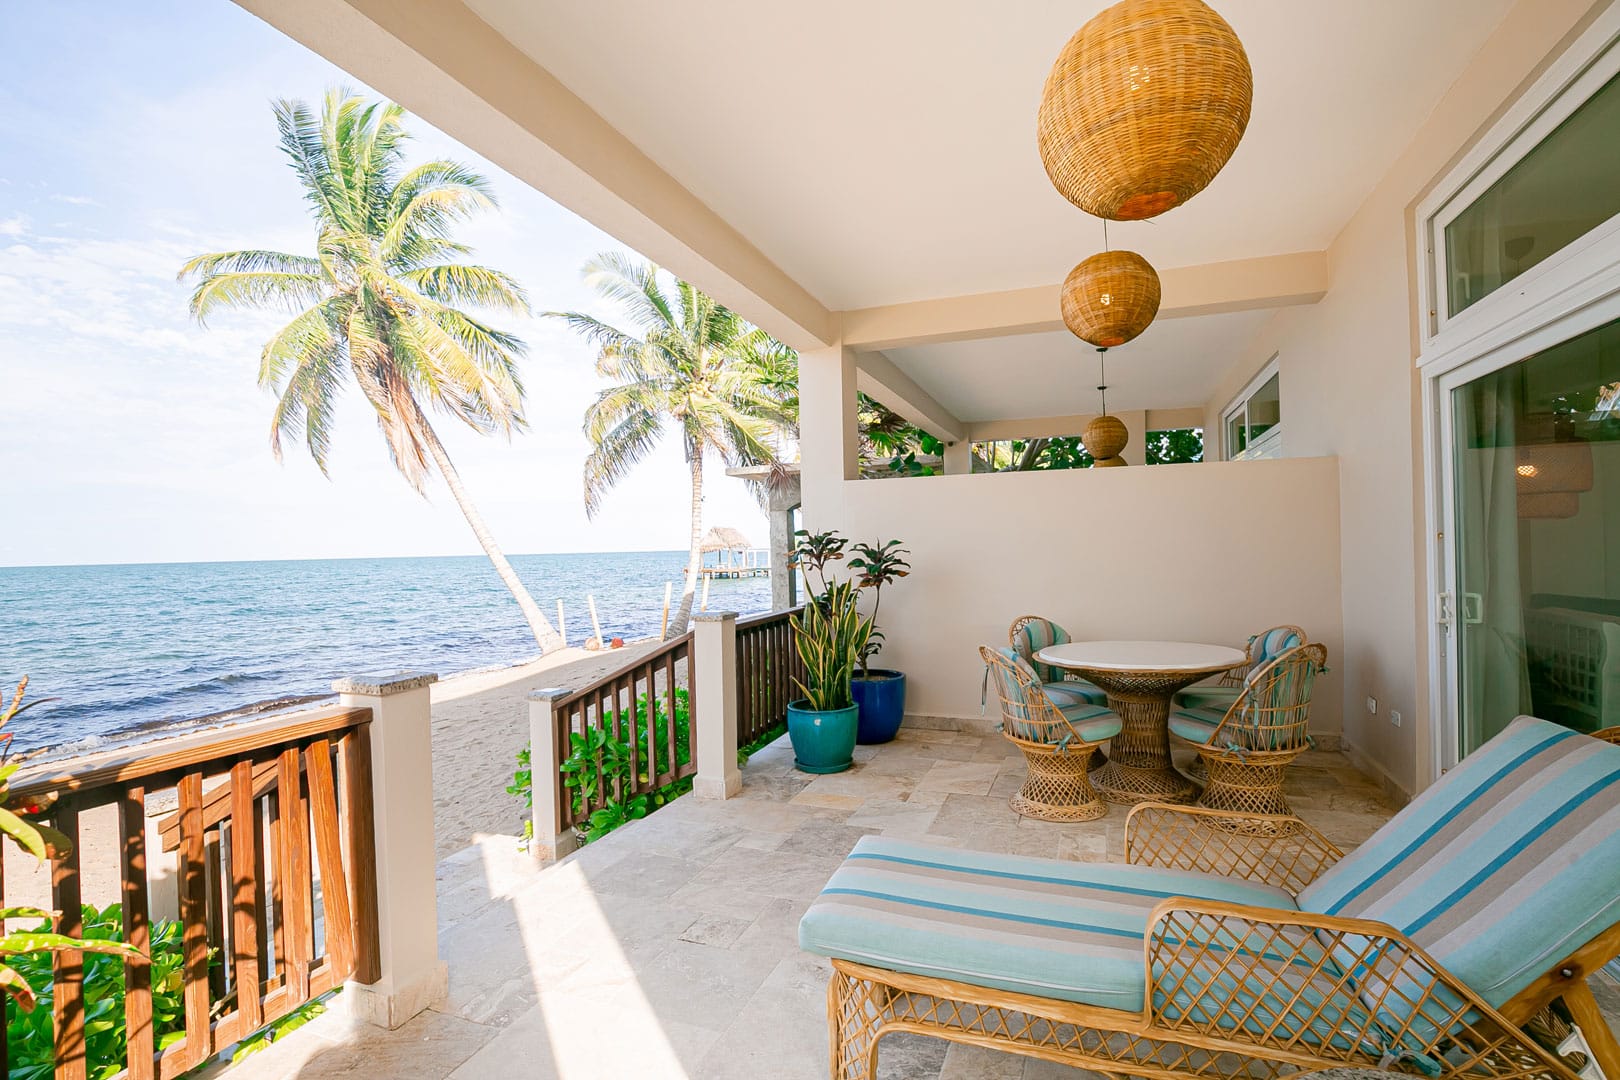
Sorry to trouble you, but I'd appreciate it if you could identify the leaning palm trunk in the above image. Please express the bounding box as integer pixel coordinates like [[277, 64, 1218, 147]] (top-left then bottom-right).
[[669, 448, 705, 634], [414, 404, 563, 653]]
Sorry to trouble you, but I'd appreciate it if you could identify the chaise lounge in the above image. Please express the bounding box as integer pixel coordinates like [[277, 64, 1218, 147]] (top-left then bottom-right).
[[800, 716, 1620, 1080]]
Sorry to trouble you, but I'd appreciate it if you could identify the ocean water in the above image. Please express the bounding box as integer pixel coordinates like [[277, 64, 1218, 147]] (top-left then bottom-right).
[[2, 552, 771, 755]]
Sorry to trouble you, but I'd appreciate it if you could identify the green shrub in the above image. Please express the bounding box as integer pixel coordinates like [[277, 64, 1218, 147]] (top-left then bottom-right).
[[509, 689, 698, 844], [4, 903, 188, 1080]]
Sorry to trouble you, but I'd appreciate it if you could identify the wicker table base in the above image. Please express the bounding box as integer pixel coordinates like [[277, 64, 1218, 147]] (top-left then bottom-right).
[[1083, 669, 1211, 805]]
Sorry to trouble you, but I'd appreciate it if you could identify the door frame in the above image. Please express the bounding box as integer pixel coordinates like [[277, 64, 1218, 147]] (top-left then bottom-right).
[[1417, 7, 1620, 781]]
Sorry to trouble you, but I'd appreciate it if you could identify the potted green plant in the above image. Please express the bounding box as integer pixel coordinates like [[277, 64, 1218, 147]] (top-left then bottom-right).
[[848, 538, 910, 743], [787, 532, 872, 773]]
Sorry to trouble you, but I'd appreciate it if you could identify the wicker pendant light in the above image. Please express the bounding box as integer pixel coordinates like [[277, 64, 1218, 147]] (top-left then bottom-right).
[[1038, 0, 1253, 221], [1061, 250, 1161, 348], [1084, 352, 1129, 467], [1518, 491, 1580, 520]]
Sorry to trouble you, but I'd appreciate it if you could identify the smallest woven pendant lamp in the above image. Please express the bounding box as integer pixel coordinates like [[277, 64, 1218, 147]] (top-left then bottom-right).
[[1085, 414, 1129, 467], [1061, 251, 1161, 349]]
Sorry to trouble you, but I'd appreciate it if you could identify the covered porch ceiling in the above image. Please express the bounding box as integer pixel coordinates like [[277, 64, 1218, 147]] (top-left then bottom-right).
[[241, 0, 1516, 432]]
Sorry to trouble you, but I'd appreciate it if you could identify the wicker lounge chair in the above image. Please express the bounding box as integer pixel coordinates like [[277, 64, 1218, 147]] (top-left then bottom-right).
[[1168, 641, 1328, 816], [801, 716, 1620, 1080], [1174, 623, 1307, 711], [980, 646, 1121, 821]]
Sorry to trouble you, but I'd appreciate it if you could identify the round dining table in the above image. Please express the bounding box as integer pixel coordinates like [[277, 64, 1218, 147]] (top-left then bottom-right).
[[1035, 640, 1246, 805]]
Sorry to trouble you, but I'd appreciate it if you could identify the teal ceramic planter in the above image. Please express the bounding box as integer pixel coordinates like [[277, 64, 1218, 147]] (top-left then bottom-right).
[[786, 700, 859, 774]]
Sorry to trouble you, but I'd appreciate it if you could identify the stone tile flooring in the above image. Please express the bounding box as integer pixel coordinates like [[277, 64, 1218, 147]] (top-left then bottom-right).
[[205, 725, 1534, 1079]]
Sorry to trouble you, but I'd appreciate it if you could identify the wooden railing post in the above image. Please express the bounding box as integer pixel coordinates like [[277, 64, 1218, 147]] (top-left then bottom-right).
[[693, 612, 742, 800], [331, 673, 445, 1030], [527, 688, 580, 863]]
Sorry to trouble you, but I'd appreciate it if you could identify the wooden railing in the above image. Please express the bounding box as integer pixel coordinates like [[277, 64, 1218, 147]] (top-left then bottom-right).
[[543, 635, 696, 832], [7, 706, 380, 1079], [735, 607, 804, 747]]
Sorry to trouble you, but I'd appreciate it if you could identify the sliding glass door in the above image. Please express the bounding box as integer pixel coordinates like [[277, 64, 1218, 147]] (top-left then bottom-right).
[[1452, 318, 1620, 755]]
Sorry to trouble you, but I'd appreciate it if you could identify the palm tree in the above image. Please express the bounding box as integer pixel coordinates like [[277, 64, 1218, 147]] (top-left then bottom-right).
[[549, 254, 793, 635], [179, 90, 562, 653]]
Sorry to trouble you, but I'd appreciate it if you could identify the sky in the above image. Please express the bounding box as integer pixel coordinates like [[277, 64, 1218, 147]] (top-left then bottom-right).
[[0, 1, 772, 568]]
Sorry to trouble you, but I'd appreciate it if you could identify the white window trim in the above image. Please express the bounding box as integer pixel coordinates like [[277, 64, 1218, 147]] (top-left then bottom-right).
[[1221, 355, 1282, 461], [1416, 5, 1620, 372], [1417, 5, 1620, 785]]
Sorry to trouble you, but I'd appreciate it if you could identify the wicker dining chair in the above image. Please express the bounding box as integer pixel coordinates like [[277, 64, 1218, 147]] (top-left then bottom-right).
[[980, 646, 1121, 822], [1169, 641, 1328, 816], [1174, 624, 1307, 711], [1006, 615, 1109, 708], [1595, 726, 1620, 745]]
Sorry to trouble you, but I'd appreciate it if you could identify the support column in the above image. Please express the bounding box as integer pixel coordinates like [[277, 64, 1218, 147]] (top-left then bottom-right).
[[942, 441, 971, 475], [798, 342, 858, 524], [766, 470, 802, 612], [692, 612, 742, 800], [527, 688, 580, 863], [332, 672, 446, 1030]]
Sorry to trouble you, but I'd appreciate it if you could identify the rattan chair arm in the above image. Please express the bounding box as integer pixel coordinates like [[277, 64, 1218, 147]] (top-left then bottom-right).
[[1124, 803, 1343, 893], [1593, 726, 1620, 746], [1141, 897, 1581, 1080], [1214, 665, 1248, 688]]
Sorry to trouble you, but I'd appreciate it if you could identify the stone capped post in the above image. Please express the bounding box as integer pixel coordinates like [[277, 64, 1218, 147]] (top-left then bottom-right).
[[332, 672, 446, 1029], [692, 611, 742, 800]]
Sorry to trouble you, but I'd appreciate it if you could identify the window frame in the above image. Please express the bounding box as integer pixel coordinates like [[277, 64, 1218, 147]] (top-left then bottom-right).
[[1221, 355, 1282, 461]]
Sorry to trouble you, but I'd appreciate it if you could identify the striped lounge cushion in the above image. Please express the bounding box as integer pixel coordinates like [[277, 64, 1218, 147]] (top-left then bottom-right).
[[1298, 716, 1620, 1009], [799, 835, 1297, 1011]]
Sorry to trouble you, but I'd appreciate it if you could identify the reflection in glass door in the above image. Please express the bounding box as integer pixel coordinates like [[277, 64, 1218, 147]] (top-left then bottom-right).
[[1453, 317, 1620, 755]]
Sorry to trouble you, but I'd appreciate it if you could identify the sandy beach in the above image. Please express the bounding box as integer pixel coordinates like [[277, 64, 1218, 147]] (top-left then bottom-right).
[[3, 640, 669, 911]]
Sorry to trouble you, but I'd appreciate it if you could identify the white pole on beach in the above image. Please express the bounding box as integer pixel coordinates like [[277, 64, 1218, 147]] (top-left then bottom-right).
[[660, 581, 673, 641], [556, 599, 567, 648], [587, 593, 604, 648], [700, 574, 712, 612]]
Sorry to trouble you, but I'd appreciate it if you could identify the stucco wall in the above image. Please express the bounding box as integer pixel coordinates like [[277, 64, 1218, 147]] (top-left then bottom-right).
[[801, 456, 1345, 736], [1198, 0, 1603, 795]]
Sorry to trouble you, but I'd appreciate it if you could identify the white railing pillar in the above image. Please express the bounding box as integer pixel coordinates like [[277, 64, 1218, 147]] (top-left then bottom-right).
[[332, 672, 446, 1030], [692, 612, 742, 800], [527, 688, 581, 862]]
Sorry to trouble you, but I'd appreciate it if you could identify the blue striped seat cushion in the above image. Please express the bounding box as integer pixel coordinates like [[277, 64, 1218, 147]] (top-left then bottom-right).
[[1060, 705, 1122, 745], [1299, 716, 1620, 1010], [800, 835, 1297, 1011], [1169, 707, 1226, 745], [1173, 685, 1240, 711], [1043, 679, 1109, 708]]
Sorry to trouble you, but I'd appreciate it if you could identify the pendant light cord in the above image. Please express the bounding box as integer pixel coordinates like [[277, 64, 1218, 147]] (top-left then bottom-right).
[[1096, 349, 1108, 415]]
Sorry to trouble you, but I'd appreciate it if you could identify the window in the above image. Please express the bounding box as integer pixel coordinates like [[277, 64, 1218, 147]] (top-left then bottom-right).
[[1222, 361, 1282, 461], [1444, 71, 1620, 317]]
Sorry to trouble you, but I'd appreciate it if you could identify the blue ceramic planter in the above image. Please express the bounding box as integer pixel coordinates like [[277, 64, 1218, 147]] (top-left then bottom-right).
[[851, 670, 907, 744], [786, 700, 859, 773]]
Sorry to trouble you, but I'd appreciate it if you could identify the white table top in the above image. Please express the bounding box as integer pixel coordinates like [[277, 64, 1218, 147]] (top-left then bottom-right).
[[1036, 640, 1246, 674]]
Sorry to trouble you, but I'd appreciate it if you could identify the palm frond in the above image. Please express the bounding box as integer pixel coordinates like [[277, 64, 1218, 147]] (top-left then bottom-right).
[[580, 252, 676, 334], [185, 271, 327, 325], [582, 402, 664, 517], [401, 264, 528, 314]]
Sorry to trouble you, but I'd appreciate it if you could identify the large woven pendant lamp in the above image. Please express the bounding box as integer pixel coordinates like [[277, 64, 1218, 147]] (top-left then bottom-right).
[[1038, 0, 1253, 221], [1061, 249, 1161, 348], [1085, 352, 1129, 467]]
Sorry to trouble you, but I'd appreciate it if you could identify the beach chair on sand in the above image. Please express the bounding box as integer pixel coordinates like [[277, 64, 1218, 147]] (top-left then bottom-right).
[[800, 716, 1620, 1080]]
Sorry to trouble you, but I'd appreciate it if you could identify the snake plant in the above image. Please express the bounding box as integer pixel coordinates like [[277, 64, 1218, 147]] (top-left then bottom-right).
[[791, 581, 873, 712]]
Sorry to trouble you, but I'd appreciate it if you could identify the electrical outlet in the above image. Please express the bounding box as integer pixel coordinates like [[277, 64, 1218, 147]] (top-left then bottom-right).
[[1390, 710, 1403, 727], [1366, 696, 1378, 715]]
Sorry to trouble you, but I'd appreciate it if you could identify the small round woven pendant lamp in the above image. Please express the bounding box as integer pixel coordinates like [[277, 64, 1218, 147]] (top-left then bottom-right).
[[1038, 0, 1252, 221], [1085, 414, 1129, 467], [1061, 250, 1161, 349]]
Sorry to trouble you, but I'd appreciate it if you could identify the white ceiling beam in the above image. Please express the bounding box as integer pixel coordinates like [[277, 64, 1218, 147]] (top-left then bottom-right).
[[856, 352, 966, 444], [966, 407, 1204, 442], [840, 251, 1329, 352], [234, 0, 836, 351]]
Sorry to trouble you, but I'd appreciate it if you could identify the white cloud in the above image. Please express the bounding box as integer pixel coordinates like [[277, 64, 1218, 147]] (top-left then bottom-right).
[[50, 194, 98, 206], [0, 214, 28, 237]]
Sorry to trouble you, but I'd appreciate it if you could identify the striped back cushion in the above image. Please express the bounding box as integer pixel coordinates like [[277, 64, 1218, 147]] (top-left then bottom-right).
[[1298, 717, 1620, 1008], [986, 647, 1044, 741], [1250, 626, 1304, 671], [1014, 619, 1071, 684]]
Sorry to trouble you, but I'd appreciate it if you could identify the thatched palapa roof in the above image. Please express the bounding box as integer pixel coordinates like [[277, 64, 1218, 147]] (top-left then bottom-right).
[[700, 526, 754, 553]]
